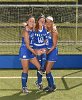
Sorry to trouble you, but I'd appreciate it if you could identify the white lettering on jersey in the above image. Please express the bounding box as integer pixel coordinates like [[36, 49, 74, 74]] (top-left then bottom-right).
[[23, 55, 26, 58], [38, 37, 44, 43]]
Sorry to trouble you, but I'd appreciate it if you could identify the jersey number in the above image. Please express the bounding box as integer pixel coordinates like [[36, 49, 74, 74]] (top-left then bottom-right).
[[38, 37, 44, 43]]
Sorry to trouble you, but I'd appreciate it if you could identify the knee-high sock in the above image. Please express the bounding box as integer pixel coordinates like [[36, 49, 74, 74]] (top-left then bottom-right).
[[37, 55, 41, 66], [37, 70, 42, 84], [46, 72, 55, 87], [41, 53, 46, 71], [21, 72, 28, 88]]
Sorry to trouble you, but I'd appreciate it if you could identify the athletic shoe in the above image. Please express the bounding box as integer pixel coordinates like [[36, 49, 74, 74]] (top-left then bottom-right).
[[44, 85, 57, 92], [35, 81, 43, 90], [42, 70, 46, 74], [22, 87, 29, 94], [43, 86, 50, 91], [40, 68, 46, 74]]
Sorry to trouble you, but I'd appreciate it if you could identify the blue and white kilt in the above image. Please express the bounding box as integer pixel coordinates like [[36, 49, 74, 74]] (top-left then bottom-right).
[[19, 45, 35, 60], [47, 47, 58, 62]]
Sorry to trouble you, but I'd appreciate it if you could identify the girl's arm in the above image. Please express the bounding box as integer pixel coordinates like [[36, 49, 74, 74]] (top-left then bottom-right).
[[47, 28, 58, 54], [23, 30, 36, 55]]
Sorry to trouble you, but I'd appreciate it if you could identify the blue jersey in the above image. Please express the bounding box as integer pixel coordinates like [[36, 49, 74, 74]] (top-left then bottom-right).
[[46, 31, 57, 49], [19, 30, 35, 60], [22, 30, 35, 48], [46, 31, 58, 62], [33, 26, 47, 49], [46, 31, 53, 49]]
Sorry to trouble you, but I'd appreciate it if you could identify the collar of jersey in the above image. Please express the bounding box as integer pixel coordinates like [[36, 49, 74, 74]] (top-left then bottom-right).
[[38, 26, 43, 32]]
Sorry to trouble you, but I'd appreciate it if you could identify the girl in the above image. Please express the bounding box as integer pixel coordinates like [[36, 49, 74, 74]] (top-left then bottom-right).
[[19, 15, 42, 94], [34, 14, 47, 90], [44, 16, 58, 92]]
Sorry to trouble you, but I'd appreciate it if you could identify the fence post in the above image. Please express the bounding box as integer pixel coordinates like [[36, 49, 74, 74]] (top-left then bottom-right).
[[76, 1, 78, 44]]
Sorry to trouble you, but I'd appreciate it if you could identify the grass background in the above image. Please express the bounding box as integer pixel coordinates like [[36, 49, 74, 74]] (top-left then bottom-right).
[[0, 0, 78, 2], [0, 69, 82, 100]]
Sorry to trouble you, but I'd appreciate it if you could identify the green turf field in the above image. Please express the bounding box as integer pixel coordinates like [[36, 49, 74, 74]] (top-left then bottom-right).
[[0, 69, 82, 100], [0, 0, 78, 2]]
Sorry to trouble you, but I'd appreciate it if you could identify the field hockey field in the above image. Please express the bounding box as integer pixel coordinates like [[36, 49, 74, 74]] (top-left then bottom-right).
[[0, 0, 77, 2], [0, 69, 82, 100], [0, 0, 81, 100]]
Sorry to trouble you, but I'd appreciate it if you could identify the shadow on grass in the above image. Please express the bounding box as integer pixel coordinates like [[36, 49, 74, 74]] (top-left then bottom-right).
[[0, 70, 82, 99], [60, 70, 82, 90], [0, 89, 52, 100]]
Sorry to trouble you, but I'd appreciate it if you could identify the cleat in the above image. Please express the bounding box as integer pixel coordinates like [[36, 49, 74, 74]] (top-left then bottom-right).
[[35, 81, 43, 90], [41, 69, 46, 74], [43, 86, 50, 91], [22, 87, 29, 94], [42, 70, 46, 74], [40, 68, 46, 74], [44, 85, 57, 92]]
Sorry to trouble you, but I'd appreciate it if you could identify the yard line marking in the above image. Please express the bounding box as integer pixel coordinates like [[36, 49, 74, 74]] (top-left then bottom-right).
[[0, 76, 82, 79]]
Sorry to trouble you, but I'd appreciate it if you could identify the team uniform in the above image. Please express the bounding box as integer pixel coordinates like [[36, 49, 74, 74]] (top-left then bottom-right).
[[44, 27, 58, 92], [33, 26, 47, 49], [19, 29, 35, 93], [34, 26, 47, 87], [46, 31, 58, 62], [33, 26, 47, 69], [19, 30, 35, 60]]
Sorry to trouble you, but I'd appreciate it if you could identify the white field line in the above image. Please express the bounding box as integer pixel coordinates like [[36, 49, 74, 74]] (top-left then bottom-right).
[[0, 76, 82, 79]]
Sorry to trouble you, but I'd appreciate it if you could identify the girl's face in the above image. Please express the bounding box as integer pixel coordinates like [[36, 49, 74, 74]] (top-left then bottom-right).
[[38, 18, 45, 26], [46, 19, 53, 28], [27, 17, 35, 29]]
